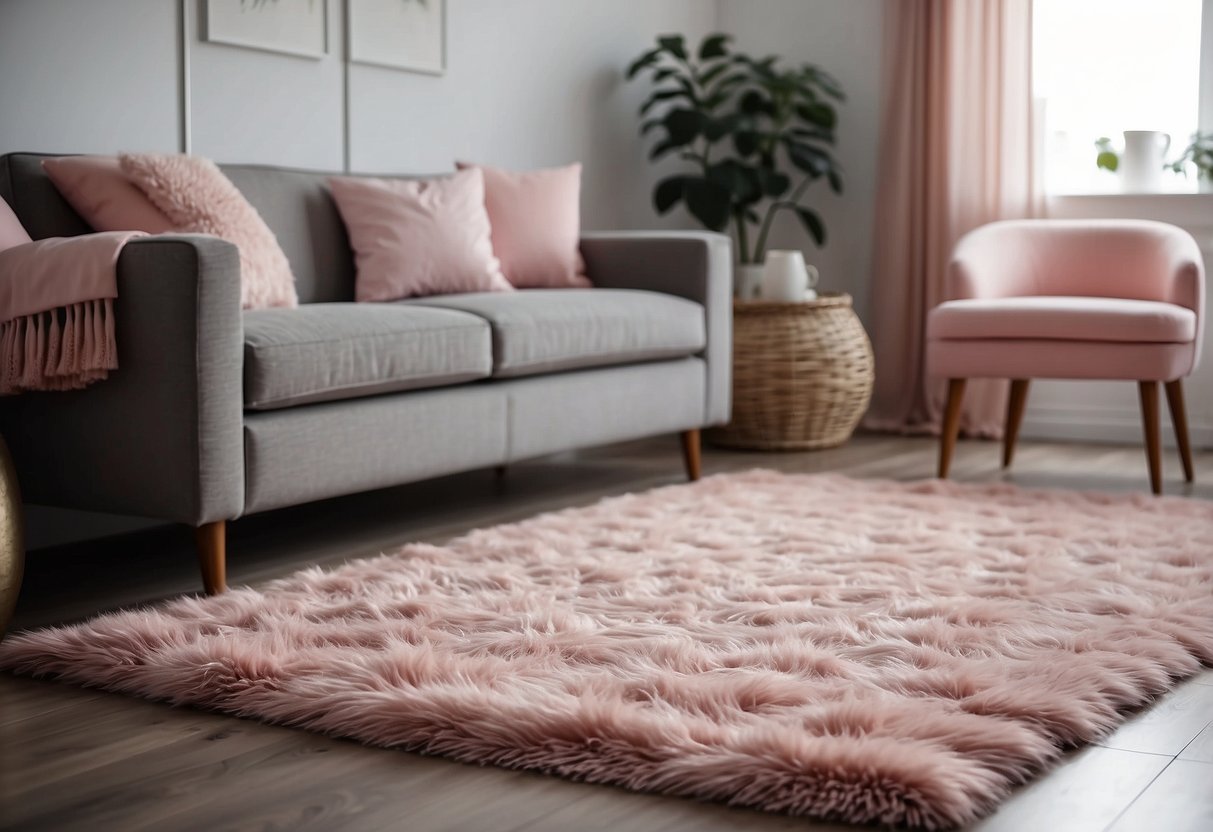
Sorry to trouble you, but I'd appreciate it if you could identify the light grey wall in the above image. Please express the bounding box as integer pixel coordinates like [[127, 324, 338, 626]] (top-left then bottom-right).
[[716, 0, 885, 323], [186, 0, 346, 169], [0, 0, 181, 154]]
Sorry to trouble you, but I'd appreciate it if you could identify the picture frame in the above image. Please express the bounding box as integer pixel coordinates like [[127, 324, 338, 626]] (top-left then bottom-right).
[[348, 0, 446, 77], [203, 0, 329, 61]]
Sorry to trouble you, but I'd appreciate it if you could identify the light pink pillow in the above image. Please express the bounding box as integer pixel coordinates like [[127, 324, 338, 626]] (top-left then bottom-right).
[[120, 153, 298, 309], [456, 161, 589, 288], [0, 196, 31, 251], [328, 169, 513, 302], [42, 156, 174, 234]]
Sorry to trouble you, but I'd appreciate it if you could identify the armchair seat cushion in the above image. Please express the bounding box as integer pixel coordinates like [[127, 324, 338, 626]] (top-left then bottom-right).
[[929, 296, 1196, 343], [243, 304, 491, 410], [406, 288, 706, 378]]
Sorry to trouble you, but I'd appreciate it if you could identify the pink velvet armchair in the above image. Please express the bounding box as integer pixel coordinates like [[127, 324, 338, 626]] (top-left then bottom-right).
[[927, 219, 1205, 494]]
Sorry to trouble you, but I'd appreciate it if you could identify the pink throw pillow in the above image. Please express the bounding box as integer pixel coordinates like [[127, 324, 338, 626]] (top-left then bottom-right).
[[456, 161, 589, 288], [328, 169, 513, 302], [120, 153, 298, 309], [0, 196, 31, 251], [42, 156, 174, 234]]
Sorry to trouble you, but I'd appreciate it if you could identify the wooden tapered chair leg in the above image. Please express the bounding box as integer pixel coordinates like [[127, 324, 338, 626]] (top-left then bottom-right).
[[1003, 379, 1030, 469], [196, 520, 227, 595], [1138, 381, 1163, 495], [680, 428, 702, 482], [938, 379, 966, 479], [1164, 379, 1195, 483]]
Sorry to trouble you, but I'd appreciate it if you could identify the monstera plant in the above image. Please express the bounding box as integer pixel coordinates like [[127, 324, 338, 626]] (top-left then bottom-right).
[[627, 33, 845, 264]]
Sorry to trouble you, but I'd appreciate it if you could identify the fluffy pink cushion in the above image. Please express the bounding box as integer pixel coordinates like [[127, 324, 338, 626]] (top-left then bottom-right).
[[0, 196, 31, 251], [328, 169, 513, 302], [42, 156, 174, 234], [456, 162, 589, 288], [120, 153, 298, 309]]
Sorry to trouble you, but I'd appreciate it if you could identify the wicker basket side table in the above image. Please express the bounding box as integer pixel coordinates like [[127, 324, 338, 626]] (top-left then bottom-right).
[[709, 293, 874, 451]]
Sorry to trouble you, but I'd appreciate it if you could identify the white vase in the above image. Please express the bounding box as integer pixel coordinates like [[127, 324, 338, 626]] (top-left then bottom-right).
[[1120, 131, 1171, 193], [761, 250, 819, 302], [735, 263, 765, 300]]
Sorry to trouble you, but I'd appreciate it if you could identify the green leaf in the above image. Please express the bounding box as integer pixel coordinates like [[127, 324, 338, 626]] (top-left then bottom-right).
[[793, 206, 826, 246], [733, 130, 761, 157], [640, 117, 663, 135], [662, 108, 704, 144], [653, 176, 686, 213], [698, 61, 734, 86], [683, 179, 733, 231], [740, 90, 773, 116], [1096, 151, 1119, 172], [707, 160, 761, 204], [639, 88, 690, 116], [626, 48, 661, 79], [707, 71, 748, 97], [757, 168, 791, 197], [791, 125, 835, 143], [797, 102, 837, 129], [827, 169, 844, 194], [785, 139, 835, 177], [805, 66, 846, 100], [698, 33, 731, 60], [657, 35, 687, 60], [652, 67, 680, 83], [702, 114, 740, 142], [648, 138, 682, 161]]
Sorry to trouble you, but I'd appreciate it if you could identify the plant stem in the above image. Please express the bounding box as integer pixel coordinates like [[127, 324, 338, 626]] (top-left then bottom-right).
[[734, 212, 751, 263], [753, 174, 813, 261]]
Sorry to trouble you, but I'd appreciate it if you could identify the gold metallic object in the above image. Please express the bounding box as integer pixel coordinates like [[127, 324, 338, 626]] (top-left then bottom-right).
[[0, 434, 23, 638]]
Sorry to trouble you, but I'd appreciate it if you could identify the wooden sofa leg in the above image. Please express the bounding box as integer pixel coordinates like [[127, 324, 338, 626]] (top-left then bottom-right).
[[1138, 381, 1163, 495], [680, 429, 702, 482], [1164, 379, 1195, 483], [1003, 379, 1030, 469], [938, 379, 966, 479], [196, 521, 227, 595]]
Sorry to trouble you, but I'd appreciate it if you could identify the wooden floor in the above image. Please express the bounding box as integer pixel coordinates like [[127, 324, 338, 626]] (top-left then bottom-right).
[[2, 434, 1211, 832]]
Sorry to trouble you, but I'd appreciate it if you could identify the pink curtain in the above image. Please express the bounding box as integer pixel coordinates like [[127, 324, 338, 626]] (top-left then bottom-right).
[[865, 0, 1039, 438]]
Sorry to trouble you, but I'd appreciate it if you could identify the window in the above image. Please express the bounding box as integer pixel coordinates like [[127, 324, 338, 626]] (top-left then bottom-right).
[[1034, 0, 1205, 194]]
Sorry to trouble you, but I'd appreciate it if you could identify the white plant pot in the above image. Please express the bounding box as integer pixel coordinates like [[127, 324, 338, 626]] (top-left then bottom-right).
[[735, 263, 765, 300]]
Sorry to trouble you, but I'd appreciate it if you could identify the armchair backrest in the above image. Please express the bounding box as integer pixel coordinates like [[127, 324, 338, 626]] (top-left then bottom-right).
[[948, 219, 1204, 314]]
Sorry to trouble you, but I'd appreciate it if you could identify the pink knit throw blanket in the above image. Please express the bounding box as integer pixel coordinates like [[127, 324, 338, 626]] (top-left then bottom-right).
[[0, 232, 144, 394]]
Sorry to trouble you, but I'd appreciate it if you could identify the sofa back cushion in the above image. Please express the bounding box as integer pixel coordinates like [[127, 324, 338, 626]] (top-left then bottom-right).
[[0, 153, 363, 304], [220, 164, 356, 304]]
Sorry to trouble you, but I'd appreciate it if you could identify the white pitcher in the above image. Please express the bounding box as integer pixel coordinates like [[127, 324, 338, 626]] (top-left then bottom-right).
[[761, 250, 819, 302], [1120, 131, 1170, 193]]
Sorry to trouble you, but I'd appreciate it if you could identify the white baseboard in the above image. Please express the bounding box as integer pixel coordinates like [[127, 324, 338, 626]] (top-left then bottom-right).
[[1021, 405, 1213, 449]]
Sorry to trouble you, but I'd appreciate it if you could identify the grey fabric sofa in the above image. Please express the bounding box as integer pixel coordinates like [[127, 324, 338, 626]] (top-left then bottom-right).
[[0, 153, 732, 593]]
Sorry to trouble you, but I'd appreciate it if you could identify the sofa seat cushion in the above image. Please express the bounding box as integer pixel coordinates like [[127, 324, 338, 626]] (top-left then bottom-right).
[[243, 304, 492, 410], [406, 289, 706, 378]]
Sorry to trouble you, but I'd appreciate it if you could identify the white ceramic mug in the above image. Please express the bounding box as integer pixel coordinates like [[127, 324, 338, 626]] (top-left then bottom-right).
[[761, 250, 819, 302]]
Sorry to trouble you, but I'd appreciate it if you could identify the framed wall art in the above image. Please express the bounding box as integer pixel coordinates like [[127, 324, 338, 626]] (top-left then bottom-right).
[[203, 0, 329, 60], [348, 0, 446, 76]]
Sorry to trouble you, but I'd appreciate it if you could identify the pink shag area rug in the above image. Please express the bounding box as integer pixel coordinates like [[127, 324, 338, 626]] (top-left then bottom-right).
[[3, 472, 1213, 828]]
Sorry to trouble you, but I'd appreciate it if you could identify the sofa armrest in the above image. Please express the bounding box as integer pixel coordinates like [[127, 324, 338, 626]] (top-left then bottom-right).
[[580, 231, 732, 425], [1, 235, 245, 525]]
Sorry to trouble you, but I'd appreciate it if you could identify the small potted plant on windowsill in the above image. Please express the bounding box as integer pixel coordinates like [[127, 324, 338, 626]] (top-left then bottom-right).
[[1168, 133, 1213, 191], [626, 34, 845, 298]]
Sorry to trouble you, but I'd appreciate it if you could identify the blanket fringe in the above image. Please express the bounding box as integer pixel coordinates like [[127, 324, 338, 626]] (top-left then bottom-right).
[[1, 298, 117, 395]]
